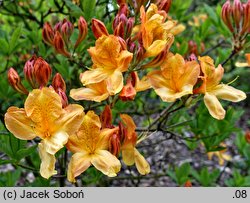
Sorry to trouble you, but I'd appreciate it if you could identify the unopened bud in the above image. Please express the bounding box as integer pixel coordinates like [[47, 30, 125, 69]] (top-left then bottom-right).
[[240, 2, 250, 35], [91, 19, 109, 39], [184, 180, 192, 187], [61, 20, 74, 45], [74, 16, 88, 49], [187, 53, 197, 61], [125, 18, 134, 39], [232, 0, 243, 29], [24, 55, 37, 88], [42, 22, 55, 46], [221, 0, 234, 33], [57, 88, 68, 108], [245, 130, 250, 144], [188, 40, 198, 56], [109, 133, 121, 157], [100, 105, 113, 129], [8, 68, 29, 94], [53, 31, 71, 57], [114, 22, 125, 38], [52, 73, 66, 92], [157, 0, 172, 13], [33, 57, 52, 88], [54, 21, 62, 33]]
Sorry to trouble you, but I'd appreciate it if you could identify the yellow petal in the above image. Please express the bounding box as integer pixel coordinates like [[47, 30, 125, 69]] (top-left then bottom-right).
[[210, 84, 246, 102], [4, 107, 37, 140], [24, 87, 62, 124], [204, 93, 225, 120], [43, 131, 69, 155], [38, 142, 57, 179], [55, 104, 84, 135], [144, 40, 167, 58], [135, 76, 151, 92], [134, 148, 150, 175], [91, 149, 121, 177], [117, 50, 133, 72], [169, 24, 186, 35], [80, 69, 110, 86], [67, 152, 91, 183], [97, 127, 119, 150], [106, 70, 124, 95], [122, 147, 135, 166], [148, 70, 170, 89], [70, 87, 109, 102], [120, 114, 136, 138]]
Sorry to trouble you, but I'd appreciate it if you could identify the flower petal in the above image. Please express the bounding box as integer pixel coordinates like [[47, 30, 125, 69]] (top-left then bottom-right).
[[80, 68, 111, 85], [24, 87, 63, 124], [43, 131, 69, 155], [144, 40, 167, 58], [55, 104, 84, 135], [4, 107, 37, 140], [91, 150, 121, 177], [204, 93, 225, 120], [97, 127, 119, 150], [122, 147, 135, 166], [210, 84, 246, 102], [106, 70, 124, 95], [134, 148, 150, 175], [67, 152, 91, 183], [38, 142, 57, 179]]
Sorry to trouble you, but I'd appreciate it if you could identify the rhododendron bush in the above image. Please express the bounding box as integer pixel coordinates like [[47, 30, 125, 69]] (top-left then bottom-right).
[[0, 0, 249, 186]]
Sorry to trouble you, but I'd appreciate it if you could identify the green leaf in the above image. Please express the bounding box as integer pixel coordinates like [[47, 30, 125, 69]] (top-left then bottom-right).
[[0, 159, 15, 165], [0, 38, 9, 54], [204, 4, 218, 25], [82, 0, 96, 21], [65, 0, 84, 18], [16, 145, 37, 161], [175, 162, 190, 185], [9, 26, 22, 54]]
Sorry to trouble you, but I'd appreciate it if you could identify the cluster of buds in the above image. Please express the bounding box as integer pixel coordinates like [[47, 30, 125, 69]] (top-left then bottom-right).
[[8, 55, 52, 94], [42, 17, 87, 57], [52, 73, 68, 108], [221, 0, 250, 51], [112, 3, 134, 40]]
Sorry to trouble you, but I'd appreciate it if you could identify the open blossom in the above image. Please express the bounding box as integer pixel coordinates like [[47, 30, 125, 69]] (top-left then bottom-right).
[[139, 3, 175, 58], [207, 143, 231, 166], [194, 56, 246, 120], [66, 111, 121, 182], [148, 53, 200, 102], [73, 35, 133, 98], [4, 88, 84, 179], [120, 114, 150, 175]]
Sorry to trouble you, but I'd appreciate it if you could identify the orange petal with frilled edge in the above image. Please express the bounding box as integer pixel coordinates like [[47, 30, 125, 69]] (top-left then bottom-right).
[[43, 131, 69, 155], [144, 40, 167, 58], [91, 149, 121, 177], [24, 87, 62, 124], [97, 127, 119, 150], [38, 142, 57, 179], [67, 111, 101, 153], [147, 70, 170, 89], [4, 107, 37, 140], [122, 147, 135, 166], [67, 151, 91, 183], [55, 104, 84, 135], [204, 93, 225, 120], [80, 68, 111, 86], [209, 84, 246, 102], [106, 70, 124, 95], [134, 148, 150, 175]]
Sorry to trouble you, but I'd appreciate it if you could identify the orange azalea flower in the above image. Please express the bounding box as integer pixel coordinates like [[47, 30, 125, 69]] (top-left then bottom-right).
[[79, 35, 133, 95], [120, 114, 150, 175], [147, 53, 200, 102], [139, 3, 175, 58], [4, 87, 84, 179], [195, 56, 246, 120], [207, 144, 231, 166], [66, 111, 121, 182]]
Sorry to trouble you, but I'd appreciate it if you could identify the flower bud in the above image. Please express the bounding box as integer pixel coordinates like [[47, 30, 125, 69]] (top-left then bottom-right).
[[157, 0, 172, 13], [53, 31, 71, 57], [74, 16, 88, 49], [24, 55, 37, 88], [240, 1, 250, 35], [184, 180, 192, 187], [52, 73, 66, 92], [188, 40, 198, 56], [109, 133, 121, 157], [114, 22, 125, 38], [100, 105, 113, 129], [61, 20, 74, 45], [33, 57, 52, 88], [8, 68, 29, 94], [221, 0, 234, 33], [57, 88, 68, 108], [42, 22, 55, 46], [245, 130, 250, 144], [232, 0, 243, 29], [54, 21, 63, 33], [91, 19, 109, 39], [116, 0, 126, 6]]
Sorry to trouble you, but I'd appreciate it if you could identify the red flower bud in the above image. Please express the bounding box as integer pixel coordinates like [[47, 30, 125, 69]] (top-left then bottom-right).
[[33, 57, 52, 88], [114, 22, 125, 38], [184, 180, 192, 187], [52, 73, 66, 92], [8, 68, 29, 94], [245, 130, 250, 144], [91, 19, 109, 39], [42, 22, 55, 46], [74, 16, 88, 49], [61, 20, 74, 45], [109, 133, 121, 156], [57, 88, 68, 108], [240, 1, 250, 35], [24, 55, 37, 88], [53, 31, 71, 57], [221, 0, 234, 33], [232, 0, 243, 29], [157, 0, 172, 13], [100, 105, 113, 129]]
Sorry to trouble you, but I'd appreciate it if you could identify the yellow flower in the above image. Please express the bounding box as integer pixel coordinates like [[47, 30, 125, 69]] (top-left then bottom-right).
[[147, 53, 200, 102], [79, 35, 133, 95], [196, 56, 246, 120], [207, 144, 231, 166], [120, 114, 150, 175], [140, 3, 175, 57], [66, 111, 121, 182], [4, 87, 84, 179]]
